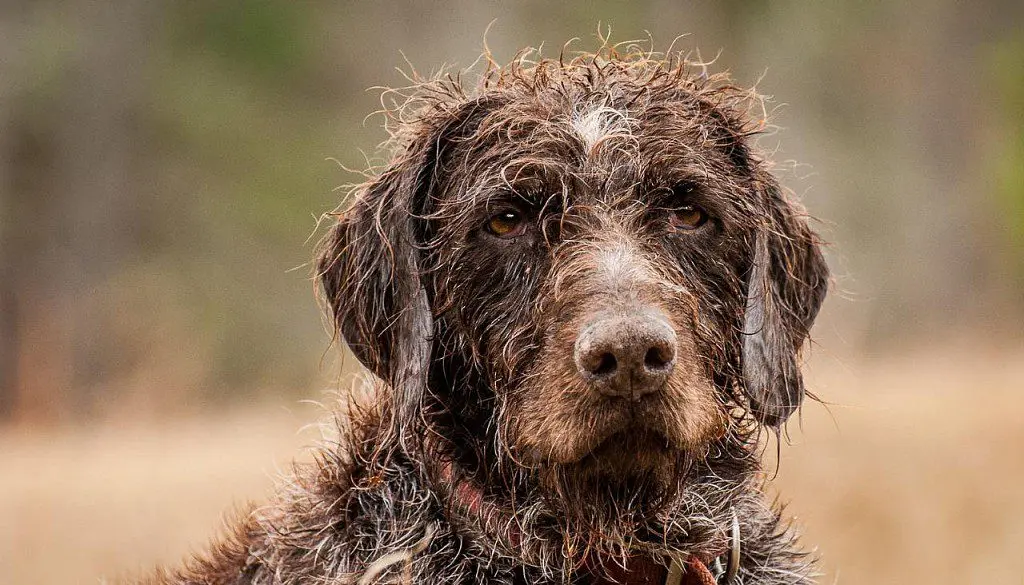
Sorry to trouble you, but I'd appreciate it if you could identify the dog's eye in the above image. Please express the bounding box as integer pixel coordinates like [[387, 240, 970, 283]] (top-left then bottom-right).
[[486, 211, 527, 238], [669, 205, 708, 231]]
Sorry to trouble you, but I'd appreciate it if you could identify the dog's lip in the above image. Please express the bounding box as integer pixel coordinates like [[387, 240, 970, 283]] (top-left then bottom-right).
[[522, 399, 687, 465], [590, 427, 673, 455], [563, 422, 676, 465], [558, 428, 677, 477]]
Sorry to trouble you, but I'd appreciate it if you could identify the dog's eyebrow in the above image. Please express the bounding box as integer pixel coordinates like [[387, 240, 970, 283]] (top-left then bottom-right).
[[476, 190, 566, 221], [483, 175, 566, 207]]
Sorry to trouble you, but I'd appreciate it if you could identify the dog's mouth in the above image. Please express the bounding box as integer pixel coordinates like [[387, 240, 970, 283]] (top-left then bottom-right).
[[565, 426, 679, 478], [591, 428, 672, 462], [514, 395, 706, 470]]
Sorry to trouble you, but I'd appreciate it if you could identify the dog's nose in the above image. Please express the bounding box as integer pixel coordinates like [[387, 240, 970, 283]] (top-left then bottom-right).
[[574, 312, 677, 400]]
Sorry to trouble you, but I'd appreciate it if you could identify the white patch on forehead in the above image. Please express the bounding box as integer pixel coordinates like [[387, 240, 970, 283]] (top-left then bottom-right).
[[571, 105, 632, 155]]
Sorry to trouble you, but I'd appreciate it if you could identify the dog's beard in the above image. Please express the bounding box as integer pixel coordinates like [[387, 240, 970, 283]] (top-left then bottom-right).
[[490, 428, 698, 548], [532, 444, 695, 528], [489, 381, 704, 525], [470, 345, 721, 552], [427, 369, 723, 566]]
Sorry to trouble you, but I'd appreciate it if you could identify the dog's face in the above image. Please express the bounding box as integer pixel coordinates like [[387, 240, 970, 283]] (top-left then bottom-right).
[[319, 56, 828, 505], [427, 105, 747, 476]]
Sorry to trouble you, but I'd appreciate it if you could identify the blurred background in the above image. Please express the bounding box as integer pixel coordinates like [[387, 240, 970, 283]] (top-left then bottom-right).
[[2, 1, 1022, 583]]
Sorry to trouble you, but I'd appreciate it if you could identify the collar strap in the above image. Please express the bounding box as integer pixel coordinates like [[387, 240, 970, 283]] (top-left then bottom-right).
[[584, 553, 718, 585]]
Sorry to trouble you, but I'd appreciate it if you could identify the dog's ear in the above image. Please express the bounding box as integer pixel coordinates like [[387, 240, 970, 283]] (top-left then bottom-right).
[[741, 175, 829, 428], [317, 140, 438, 449], [318, 151, 431, 380], [317, 98, 493, 444]]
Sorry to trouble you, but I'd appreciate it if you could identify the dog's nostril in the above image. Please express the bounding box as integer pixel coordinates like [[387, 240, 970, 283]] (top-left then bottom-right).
[[574, 313, 677, 399], [592, 353, 618, 376], [644, 346, 673, 370]]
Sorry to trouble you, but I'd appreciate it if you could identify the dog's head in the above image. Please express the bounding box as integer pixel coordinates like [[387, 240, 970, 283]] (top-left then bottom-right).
[[319, 52, 828, 509]]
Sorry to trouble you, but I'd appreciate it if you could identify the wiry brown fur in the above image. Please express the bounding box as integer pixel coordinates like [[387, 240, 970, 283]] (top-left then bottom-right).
[[136, 43, 829, 585]]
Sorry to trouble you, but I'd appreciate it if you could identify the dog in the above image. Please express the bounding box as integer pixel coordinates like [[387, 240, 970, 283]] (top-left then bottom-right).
[[142, 46, 829, 585]]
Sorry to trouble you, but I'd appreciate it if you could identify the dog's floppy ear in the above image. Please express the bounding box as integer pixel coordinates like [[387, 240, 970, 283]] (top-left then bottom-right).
[[741, 175, 829, 428], [317, 98, 493, 445], [318, 150, 431, 379], [317, 135, 440, 449]]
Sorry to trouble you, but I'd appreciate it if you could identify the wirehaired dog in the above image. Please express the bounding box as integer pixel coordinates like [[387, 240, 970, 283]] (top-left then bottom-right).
[[144, 46, 828, 585]]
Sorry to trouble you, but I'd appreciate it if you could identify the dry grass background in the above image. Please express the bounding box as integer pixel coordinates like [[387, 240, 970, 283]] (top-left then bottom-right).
[[3, 343, 1022, 585]]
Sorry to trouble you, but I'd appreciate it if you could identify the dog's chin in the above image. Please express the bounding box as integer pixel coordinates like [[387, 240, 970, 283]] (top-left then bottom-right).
[[575, 429, 679, 479], [539, 430, 690, 499], [532, 431, 690, 524]]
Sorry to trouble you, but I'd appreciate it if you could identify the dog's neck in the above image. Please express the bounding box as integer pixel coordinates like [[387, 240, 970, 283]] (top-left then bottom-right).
[[423, 434, 736, 585]]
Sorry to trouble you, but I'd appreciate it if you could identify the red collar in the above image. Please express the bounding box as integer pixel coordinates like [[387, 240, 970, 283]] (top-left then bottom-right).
[[428, 453, 738, 585], [583, 552, 718, 585]]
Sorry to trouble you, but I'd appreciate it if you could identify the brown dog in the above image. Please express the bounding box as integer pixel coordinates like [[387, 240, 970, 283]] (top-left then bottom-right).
[[143, 46, 828, 585]]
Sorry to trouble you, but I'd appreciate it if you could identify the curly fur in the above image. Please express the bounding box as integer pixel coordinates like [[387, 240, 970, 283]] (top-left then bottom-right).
[[135, 42, 828, 585]]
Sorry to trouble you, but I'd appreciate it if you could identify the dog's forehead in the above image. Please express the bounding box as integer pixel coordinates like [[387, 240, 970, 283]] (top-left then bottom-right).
[[435, 88, 741, 209], [569, 105, 634, 155]]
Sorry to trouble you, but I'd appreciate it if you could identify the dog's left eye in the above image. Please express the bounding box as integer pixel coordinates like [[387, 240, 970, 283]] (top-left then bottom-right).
[[669, 205, 708, 230], [485, 211, 527, 238]]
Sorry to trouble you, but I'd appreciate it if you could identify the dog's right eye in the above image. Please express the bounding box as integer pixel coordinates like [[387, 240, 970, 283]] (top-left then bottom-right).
[[485, 211, 527, 238]]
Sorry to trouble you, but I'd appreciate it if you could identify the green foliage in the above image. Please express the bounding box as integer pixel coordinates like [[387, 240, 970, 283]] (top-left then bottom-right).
[[169, 0, 313, 82], [6, 0, 1024, 419], [140, 2, 342, 393], [988, 34, 1024, 280]]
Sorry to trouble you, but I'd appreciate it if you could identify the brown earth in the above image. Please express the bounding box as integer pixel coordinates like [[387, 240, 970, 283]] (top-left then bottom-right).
[[2, 345, 1022, 584]]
